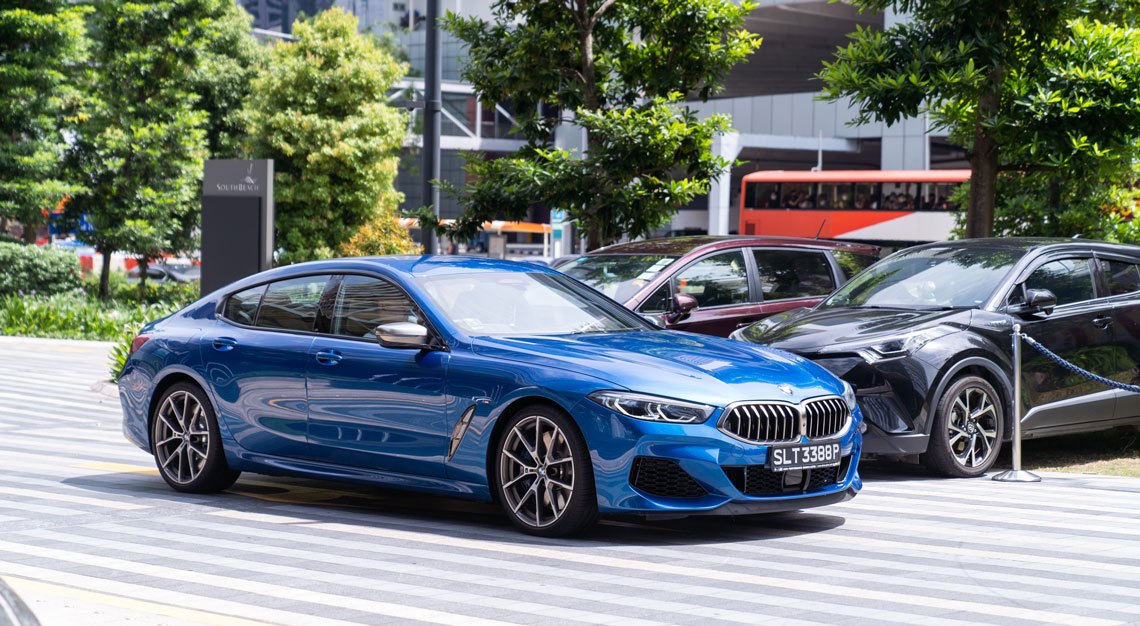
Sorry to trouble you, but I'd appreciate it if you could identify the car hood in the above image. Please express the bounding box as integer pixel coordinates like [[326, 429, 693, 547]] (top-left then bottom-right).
[[471, 330, 844, 407], [736, 307, 972, 356]]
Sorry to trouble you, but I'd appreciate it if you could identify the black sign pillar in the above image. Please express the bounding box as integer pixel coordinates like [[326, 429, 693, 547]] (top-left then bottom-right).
[[201, 159, 274, 294]]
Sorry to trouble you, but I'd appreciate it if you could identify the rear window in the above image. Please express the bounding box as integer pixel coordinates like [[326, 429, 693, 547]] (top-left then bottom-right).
[[255, 275, 331, 332], [222, 285, 265, 325]]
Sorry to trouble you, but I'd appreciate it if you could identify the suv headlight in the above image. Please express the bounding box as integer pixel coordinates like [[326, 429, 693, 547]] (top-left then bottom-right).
[[859, 326, 956, 362], [588, 391, 714, 424], [842, 381, 857, 412]]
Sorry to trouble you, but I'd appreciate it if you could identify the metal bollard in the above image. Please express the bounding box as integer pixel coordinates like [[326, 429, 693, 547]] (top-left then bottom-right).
[[993, 323, 1042, 482]]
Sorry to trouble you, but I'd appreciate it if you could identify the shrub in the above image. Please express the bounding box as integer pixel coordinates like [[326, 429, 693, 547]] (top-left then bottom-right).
[[339, 217, 420, 257], [81, 271, 201, 306], [0, 242, 82, 296], [0, 293, 181, 341], [108, 324, 140, 383]]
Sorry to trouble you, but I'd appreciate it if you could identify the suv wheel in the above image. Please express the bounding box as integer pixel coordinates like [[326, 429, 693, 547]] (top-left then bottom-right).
[[923, 375, 1004, 478]]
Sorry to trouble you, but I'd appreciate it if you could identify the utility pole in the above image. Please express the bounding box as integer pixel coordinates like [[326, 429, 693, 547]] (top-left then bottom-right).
[[422, 0, 442, 254]]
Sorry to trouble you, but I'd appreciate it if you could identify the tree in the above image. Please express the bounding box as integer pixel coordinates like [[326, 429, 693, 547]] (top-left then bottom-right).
[[819, 1, 1140, 238], [67, 0, 238, 299], [186, 0, 265, 158], [0, 0, 89, 243], [245, 8, 408, 265], [418, 0, 760, 250]]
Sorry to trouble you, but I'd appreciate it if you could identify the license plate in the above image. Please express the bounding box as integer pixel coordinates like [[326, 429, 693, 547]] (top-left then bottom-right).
[[769, 441, 841, 472]]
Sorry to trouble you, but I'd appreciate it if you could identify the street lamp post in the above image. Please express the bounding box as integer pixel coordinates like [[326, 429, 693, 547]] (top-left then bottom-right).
[[422, 0, 442, 255]]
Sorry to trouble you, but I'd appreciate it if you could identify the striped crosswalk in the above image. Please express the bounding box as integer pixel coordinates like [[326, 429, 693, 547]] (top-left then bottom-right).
[[2, 335, 1140, 625]]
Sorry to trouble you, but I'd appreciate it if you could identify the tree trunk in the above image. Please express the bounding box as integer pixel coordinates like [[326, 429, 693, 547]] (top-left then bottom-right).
[[98, 248, 112, 300], [586, 222, 603, 251], [138, 258, 148, 303], [965, 83, 1001, 239], [0, 216, 8, 236], [21, 219, 37, 244]]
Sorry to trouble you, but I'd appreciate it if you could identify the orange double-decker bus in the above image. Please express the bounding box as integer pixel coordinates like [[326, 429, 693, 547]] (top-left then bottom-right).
[[739, 169, 970, 244]]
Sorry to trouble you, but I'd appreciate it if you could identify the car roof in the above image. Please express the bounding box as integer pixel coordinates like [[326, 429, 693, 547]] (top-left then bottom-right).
[[902, 237, 1140, 256], [587, 236, 880, 256], [277, 255, 559, 279]]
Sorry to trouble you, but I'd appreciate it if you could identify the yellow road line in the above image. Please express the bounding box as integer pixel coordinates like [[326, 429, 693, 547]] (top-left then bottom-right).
[[76, 461, 158, 474], [1, 576, 279, 626]]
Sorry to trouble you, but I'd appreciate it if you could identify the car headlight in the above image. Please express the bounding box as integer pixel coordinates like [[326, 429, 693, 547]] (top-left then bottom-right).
[[858, 326, 956, 362], [588, 391, 714, 424], [842, 381, 857, 412]]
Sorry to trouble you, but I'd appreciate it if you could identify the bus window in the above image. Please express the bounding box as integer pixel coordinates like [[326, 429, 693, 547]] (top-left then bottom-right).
[[749, 182, 780, 209], [818, 183, 854, 210], [781, 182, 814, 209], [854, 182, 878, 209], [930, 182, 958, 210], [881, 182, 919, 210]]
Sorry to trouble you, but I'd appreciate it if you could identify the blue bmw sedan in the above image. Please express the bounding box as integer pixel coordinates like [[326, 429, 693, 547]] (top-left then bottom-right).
[[119, 256, 862, 536]]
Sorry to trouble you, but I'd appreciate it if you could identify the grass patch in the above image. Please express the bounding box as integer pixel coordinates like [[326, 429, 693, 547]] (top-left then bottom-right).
[[1015, 428, 1140, 477]]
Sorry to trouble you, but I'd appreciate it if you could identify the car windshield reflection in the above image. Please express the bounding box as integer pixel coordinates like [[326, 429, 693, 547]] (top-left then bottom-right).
[[418, 272, 651, 337], [821, 246, 1022, 310]]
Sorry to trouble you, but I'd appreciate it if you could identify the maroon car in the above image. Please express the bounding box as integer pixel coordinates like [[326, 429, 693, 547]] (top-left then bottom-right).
[[560, 236, 880, 336]]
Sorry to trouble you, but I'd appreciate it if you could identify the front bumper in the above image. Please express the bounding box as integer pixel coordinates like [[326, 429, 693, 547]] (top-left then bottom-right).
[[574, 399, 863, 515]]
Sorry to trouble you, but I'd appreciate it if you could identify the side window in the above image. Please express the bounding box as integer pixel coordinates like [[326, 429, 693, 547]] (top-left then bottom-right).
[[1015, 258, 1095, 306], [1103, 260, 1140, 296], [222, 285, 266, 325], [638, 283, 671, 314], [675, 250, 749, 308], [255, 275, 331, 332], [331, 275, 424, 339], [832, 251, 878, 280], [753, 250, 835, 300]]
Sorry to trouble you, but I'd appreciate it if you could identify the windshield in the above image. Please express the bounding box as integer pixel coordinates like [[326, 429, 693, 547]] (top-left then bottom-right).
[[418, 272, 652, 336], [820, 246, 1023, 310], [559, 254, 678, 302]]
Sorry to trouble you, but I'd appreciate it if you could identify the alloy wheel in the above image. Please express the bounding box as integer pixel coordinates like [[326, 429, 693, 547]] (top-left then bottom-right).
[[947, 386, 999, 470], [498, 415, 575, 528], [154, 390, 211, 485]]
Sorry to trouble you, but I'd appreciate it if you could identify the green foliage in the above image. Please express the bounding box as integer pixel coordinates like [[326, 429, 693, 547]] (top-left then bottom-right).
[[0, 0, 90, 240], [422, 96, 733, 244], [0, 293, 181, 341], [429, 0, 760, 248], [245, 8, 408, 265], [339, 208, 421, 257], [81, 271, 200, 306], [819, 0, 1140, 237], [0, 242, 81, 296], [67, 0, 261, 297], [107, 323, 138, 382], [953, 170, 1140, 241], [185, 0, 266, 157]]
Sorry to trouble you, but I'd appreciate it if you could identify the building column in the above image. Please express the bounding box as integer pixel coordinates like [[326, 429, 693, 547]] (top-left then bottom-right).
[[707, 131, 742, 236]]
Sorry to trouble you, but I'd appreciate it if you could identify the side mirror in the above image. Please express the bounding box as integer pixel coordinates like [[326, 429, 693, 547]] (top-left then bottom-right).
[[375, 322, 432, 349], [666, 293, 699, 323], [1011, 288, 1057, 317]]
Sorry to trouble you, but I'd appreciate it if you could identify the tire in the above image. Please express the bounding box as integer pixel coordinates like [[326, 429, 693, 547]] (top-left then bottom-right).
[[151, 382, 240, 493], [493, 404, 598, 537], [922, 375, 1005, 478]]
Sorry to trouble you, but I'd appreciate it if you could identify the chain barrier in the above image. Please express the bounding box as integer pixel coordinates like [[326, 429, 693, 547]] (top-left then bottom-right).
[[1019, 332, 1140, 394]]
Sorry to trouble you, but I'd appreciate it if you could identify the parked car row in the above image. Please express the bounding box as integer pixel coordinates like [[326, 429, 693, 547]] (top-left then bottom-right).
[[117, 235, 1140, 536]]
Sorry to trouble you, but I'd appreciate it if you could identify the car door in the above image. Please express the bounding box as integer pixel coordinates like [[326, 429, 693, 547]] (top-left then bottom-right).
[[664, 249, 763, 336], [1011, 257, 1118, 432], [1096, 256, 1140, 421], [305, 274, 451, 477], [750, 247, 837, 319], [200, 274, 331, 459]]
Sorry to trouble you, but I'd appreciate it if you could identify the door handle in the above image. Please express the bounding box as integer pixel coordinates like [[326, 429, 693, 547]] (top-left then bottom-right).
[[1092, 316, 1113, 329], [212, 337, 237, 351], [315, 350, 343, 365]]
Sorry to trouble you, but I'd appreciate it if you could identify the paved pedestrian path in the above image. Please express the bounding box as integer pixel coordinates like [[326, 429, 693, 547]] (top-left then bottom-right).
[[1, 335, 1140, 625]]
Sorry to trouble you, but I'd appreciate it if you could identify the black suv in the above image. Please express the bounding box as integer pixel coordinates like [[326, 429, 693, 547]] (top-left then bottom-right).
[[732, 238, 1140, 477]]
